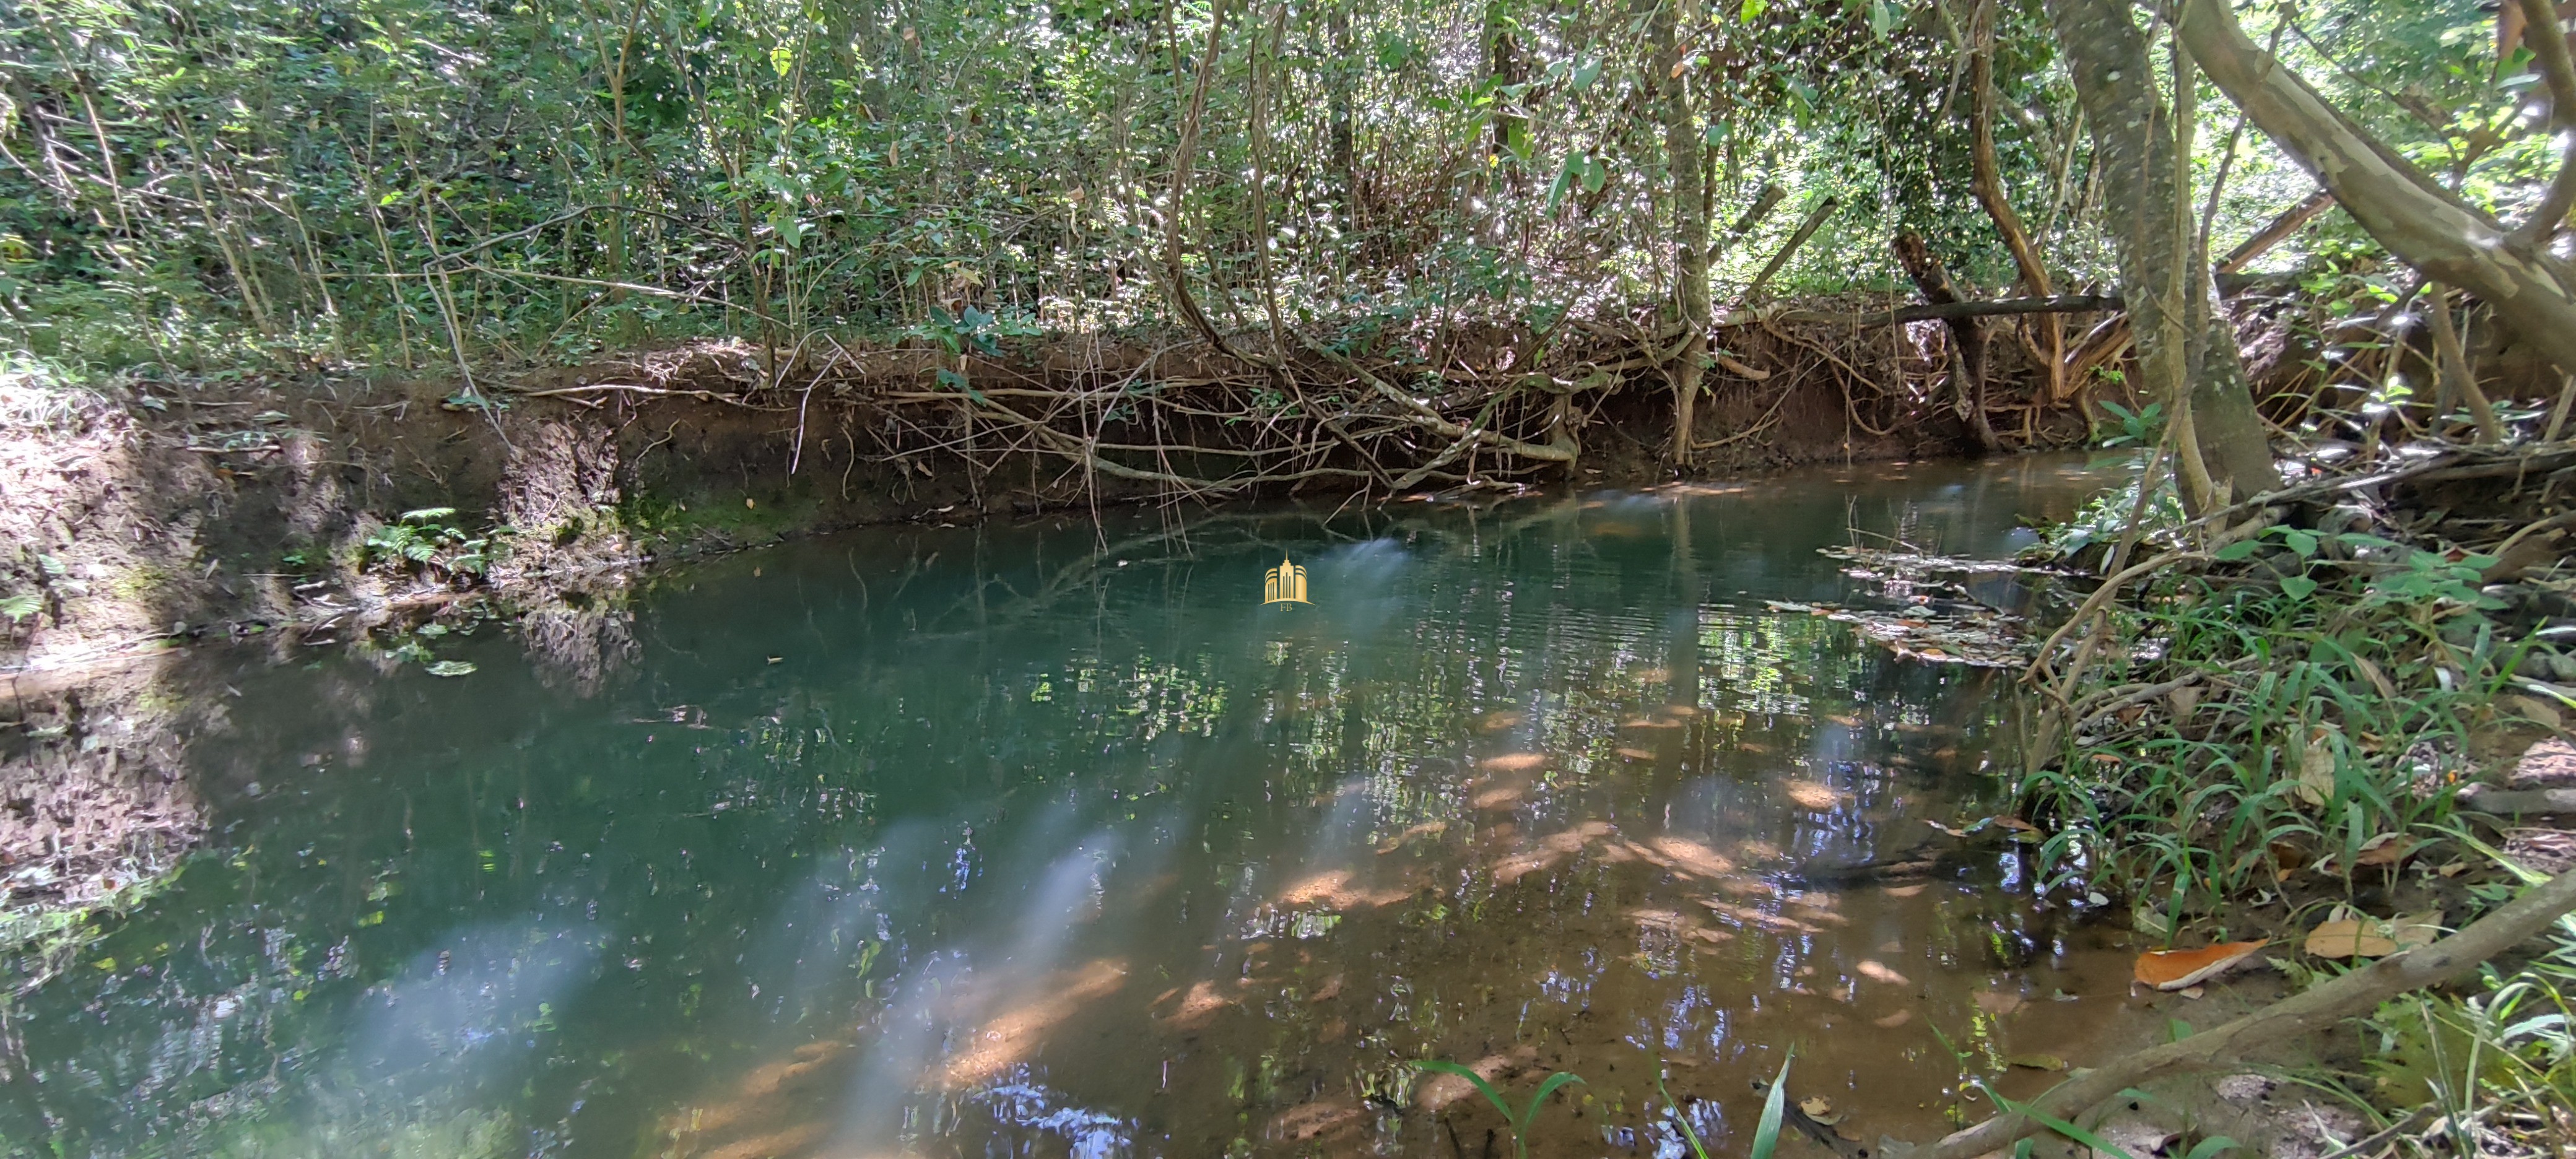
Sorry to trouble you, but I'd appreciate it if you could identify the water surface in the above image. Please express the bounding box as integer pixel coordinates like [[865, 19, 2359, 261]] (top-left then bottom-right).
[[3, 455, 2149, 1158]]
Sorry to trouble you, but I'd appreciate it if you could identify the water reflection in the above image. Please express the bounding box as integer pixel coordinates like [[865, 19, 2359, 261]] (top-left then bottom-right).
[[0, 454, 2148, 1158]]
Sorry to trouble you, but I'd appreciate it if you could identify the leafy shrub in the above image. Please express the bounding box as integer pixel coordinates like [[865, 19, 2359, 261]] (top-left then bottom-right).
[[360, 508, 492, 581]]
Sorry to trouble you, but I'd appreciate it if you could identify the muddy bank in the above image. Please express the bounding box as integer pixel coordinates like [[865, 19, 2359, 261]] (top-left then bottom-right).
[[1, 328, 2032, 674], [0, 325, 2034, 932]]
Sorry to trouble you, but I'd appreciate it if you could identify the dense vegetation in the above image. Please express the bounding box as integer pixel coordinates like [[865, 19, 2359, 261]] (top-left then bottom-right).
[[0, 0, 2503, 375], [12, 0, 2576, 1154]]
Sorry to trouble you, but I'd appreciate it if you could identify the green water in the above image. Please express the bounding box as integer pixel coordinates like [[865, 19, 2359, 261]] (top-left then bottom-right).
[[2, 455, 2144, 1159]]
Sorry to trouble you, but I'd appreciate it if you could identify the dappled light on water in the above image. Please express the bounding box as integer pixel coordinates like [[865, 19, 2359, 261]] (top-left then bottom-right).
[[0, 455, 2170, 1158]]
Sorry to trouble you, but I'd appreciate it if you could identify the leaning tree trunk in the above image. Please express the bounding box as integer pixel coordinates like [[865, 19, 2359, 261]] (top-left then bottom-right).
[[2177, 0, 2576, 381], [2045, 0, 2275, 511], [1651, 0, 1710, 467], [1895, 233, 2004, 454], [1969, 0, 2065, 401]]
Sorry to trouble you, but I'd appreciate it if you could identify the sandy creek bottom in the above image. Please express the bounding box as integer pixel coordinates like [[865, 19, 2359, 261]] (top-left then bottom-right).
[[1, 453, 2204, 1159]]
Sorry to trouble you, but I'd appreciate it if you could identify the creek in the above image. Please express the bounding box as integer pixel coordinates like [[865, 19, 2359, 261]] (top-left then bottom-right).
[[2, 454, 2170, 1159]]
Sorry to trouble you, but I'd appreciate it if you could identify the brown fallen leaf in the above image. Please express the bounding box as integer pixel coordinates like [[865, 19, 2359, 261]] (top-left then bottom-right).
[[1973, 990, 2027, 1017], [2294, 724, 2339, 808], [2305, 919, 2398, 959], [1873, 1010, 1913, 1028], [2390, 912, 2443, 950], [1856, 960, 1912, 986], [1880, 883, 1928, 898], [1479, 752, 1548, 771], [2352, 833, 2417, 868], [1616, 747, 1658, 761], [2132, 940, 2268, 991], [1785, 780, 1847, 810], [1798, 1096, 1845, 1126]]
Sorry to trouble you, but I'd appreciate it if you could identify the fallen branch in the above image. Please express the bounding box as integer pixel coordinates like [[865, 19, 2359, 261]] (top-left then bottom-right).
[[1739, 196, 1840, 306], [1907, 868, 2576, 1159], [2218, 188, 2335, 274]]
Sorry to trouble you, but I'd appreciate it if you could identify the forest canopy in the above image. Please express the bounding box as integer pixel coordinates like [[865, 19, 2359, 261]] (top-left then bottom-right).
[[0, 0, 2520, 375]]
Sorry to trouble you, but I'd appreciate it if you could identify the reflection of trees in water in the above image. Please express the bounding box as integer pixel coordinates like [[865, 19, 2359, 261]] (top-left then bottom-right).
[[519, 588, 642, 698], [0, 463, 2120, 1154], [0, 662, 211, 976]]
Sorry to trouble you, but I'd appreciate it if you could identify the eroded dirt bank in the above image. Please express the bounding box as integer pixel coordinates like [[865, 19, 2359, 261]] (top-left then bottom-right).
[[0, 329, 2022, 929], [2, 334, 2019, 671]]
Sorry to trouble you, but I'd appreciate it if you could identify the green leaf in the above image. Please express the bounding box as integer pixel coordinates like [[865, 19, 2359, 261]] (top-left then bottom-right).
[[1749, 1053, 1793, 1159], [1867, 0, 1899, 37], [1656, 1074, 1714, 1159], [1973, 1081, 2136, 1159], [1546, 157, 1578, 212], [1519, 1072, 1585, 1127], [2280, 575, 2318, 601], [1572, 61, 1602, 91], [2182, 1138, 2240, 1159], [1739, 0, 1769, 20], [399, 506, 458, 523], [2214, 539, 2261, 562], [2282, 529, 2317, 558], [0, 593, 39, 623], [424, 660, 477, 677], [1581, 157, 1608, 193]]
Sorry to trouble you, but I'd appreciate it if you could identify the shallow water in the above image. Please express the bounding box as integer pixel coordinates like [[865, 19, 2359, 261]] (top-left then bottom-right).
[[2, 454, 2152, 1159]]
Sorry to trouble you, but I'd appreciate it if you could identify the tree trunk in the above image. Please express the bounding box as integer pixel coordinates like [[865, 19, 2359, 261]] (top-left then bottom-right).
[[1895, 233, 2003, 454], [1968, 0, 2063, 401], [1651, 0, 1709, 466], [1326, 3, 1355, 229], [2427, 284, 2506, 444], [2045, 0, 2274, 509], [1485, 0, 1523, 167], [2178, 0, 2576, 380]]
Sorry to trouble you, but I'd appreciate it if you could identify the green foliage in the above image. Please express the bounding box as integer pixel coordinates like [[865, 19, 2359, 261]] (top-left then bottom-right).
[[0, 0, 2136, 372], [0, 591, 37, 623], [361, 507, 490, 579], [1655, 1072, 1715, 1159], [2032, 474, 2185, 560], [1748, 1052, 1792, 1159], [1969, 1079, 2157, 1159], [1414, 1060, 1583, 1159], [2017, 524, 2525, 911], [2096, 401, 2164, 449], [2357, 851, 2576, 1148]]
